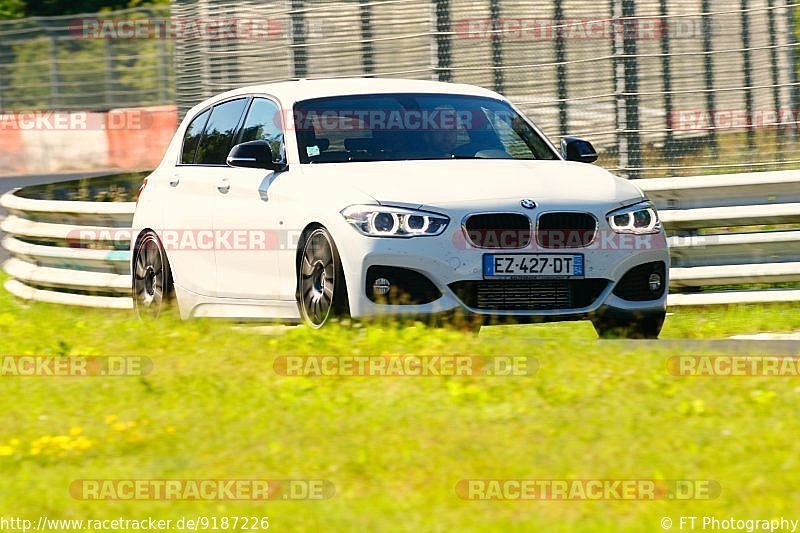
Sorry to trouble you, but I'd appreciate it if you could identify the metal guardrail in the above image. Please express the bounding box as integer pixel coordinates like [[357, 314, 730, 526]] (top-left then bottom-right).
[[1, 170, 799, 309], [640, 169, 800, 305], [0, 189, 134, 309]]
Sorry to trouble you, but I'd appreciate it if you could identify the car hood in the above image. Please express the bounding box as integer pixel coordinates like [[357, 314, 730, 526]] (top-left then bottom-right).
[[299, 159, 645, 209]]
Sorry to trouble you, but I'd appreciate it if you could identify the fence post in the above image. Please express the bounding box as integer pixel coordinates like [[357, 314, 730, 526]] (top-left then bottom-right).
[[659, 0, 674, 164], [490, 0, 504, 94], [741, 0, 756, 153], [767, 0, 782, 154], [767, 0, 781, 116], [49, 35, 61, 109], [554, 0, 568, 136], [786, 0, 798, 139], [612, 0, 642, 178], [359, 0, 375, 77], [434, 0, 452, 82], [290, 0, 308, 79], [701, 0, 717, 153]]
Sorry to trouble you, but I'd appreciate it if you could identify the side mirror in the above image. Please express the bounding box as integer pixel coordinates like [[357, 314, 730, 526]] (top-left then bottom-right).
[[227, 140, 287, 171], [560, 136, 598, 164]]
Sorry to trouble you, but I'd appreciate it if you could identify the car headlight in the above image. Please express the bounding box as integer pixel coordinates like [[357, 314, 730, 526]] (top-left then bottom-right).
[[607, 201, 662, 234], [341, 205, 450, 237]]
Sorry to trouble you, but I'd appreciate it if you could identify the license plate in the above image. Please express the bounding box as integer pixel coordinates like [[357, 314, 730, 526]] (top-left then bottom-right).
[[483, 254, 584, 279]]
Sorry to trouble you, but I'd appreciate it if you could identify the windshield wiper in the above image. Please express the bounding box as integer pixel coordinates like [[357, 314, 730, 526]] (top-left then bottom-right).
[[308, 157, 381, 164], [449, 154, 527, 160]]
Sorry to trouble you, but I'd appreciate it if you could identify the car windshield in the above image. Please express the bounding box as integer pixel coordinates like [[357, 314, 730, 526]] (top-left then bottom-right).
[[292, 93, 559, 164]]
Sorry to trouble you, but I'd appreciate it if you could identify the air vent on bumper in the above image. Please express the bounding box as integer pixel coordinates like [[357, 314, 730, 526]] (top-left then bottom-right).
[[449, 279, 609, 311]]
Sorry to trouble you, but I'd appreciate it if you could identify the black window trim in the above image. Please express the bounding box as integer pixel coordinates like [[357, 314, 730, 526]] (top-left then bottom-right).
[[232, 95, 286, 152], [177, 96, 253, 168], [178, 107, 212, 167]]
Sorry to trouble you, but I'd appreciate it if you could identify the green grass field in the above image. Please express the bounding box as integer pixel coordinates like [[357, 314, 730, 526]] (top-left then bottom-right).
[[1, 275, 800, 532]]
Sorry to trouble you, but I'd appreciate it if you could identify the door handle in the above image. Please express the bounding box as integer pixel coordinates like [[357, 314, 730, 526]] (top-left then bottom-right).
[[169, 176, 180, 187], [217, 178, 231, 194]]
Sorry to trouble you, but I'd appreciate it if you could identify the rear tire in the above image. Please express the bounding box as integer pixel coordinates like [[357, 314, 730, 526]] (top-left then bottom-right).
[[132, 231, 175, 319], [297, 227, 349, 328], [591, 311, 665, 339]]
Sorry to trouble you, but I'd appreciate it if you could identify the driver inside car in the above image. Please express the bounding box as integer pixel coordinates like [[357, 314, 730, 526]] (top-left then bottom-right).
[[424, 105, 465, 157]]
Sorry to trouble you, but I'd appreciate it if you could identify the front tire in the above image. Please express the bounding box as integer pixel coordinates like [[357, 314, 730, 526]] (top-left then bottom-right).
[[297, 227, 349, 328], [132, 231, 175, 319], [591, 311, 665, 339]]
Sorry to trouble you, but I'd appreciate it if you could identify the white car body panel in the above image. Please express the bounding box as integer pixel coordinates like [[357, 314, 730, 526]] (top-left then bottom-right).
[[162, 165, 218, 297]]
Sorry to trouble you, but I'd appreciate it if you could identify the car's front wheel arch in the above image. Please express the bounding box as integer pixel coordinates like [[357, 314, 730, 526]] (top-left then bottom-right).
[[295, 223, 350, 327]]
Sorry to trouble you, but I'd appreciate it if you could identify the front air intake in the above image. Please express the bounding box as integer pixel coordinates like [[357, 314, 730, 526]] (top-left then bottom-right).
[[449, 279, 609, 311]]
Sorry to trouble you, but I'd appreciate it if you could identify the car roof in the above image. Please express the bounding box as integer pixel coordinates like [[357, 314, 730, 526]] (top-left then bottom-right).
[[191, 77, 506, 112]]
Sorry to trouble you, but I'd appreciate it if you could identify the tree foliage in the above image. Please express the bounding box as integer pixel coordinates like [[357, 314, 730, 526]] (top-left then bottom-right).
[[0, 0, 168, 19], [0, 0, 25, 19]]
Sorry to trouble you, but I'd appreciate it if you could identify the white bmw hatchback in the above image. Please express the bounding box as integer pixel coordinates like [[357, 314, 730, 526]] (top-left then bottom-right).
[[132, 78, 669, 337]]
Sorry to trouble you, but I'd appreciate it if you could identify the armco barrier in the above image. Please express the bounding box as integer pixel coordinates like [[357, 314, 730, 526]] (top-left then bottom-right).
[[1, 170, 799, 309], [640, 170, 800, 306], [0, 177, 135, 309]]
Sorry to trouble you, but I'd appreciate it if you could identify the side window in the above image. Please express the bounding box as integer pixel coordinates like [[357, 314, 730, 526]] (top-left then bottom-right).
[[196, 98, 249, 165], [181, 109, 211, 164], [240, 98, 284, 161]]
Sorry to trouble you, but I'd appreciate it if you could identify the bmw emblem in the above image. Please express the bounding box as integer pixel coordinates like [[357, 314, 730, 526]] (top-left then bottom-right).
[[521, 199, 537, 210]]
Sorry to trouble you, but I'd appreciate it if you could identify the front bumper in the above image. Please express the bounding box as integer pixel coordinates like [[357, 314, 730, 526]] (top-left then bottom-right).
[[337, 221, 670, 320]]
